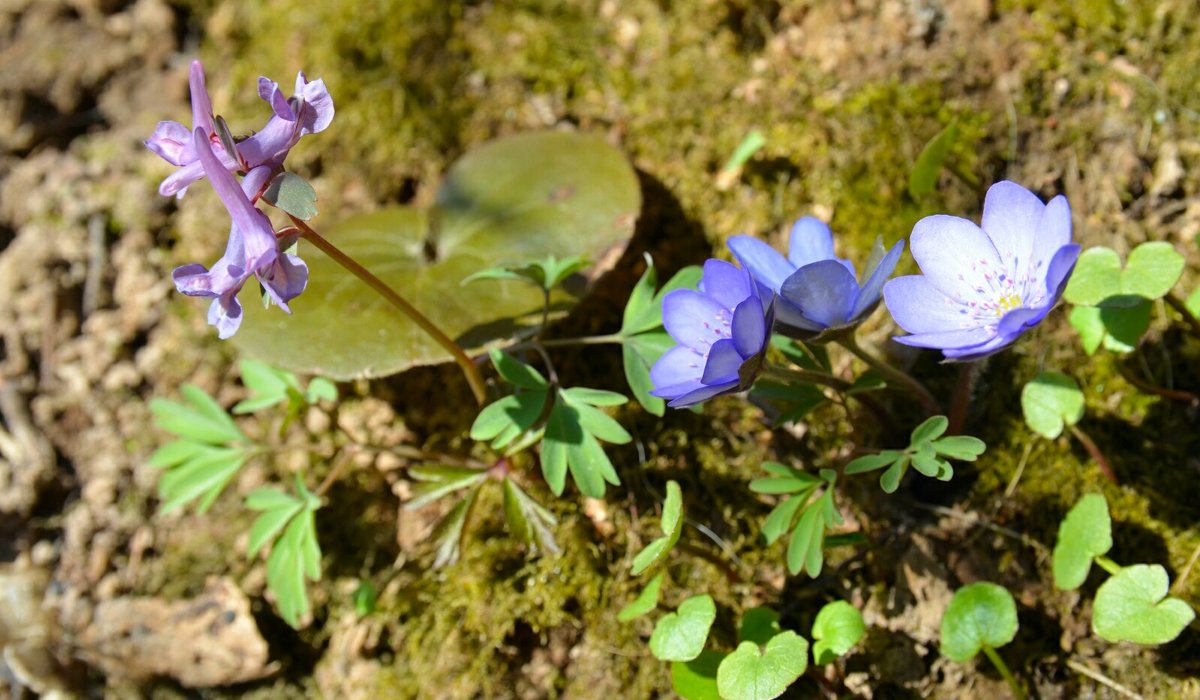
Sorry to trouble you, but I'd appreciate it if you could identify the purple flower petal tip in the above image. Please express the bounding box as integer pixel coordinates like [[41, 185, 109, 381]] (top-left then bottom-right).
[[884, 180, 1077, 361]]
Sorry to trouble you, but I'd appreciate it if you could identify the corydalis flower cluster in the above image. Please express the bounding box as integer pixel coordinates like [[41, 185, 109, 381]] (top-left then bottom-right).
[[145, 61, 334, 338]]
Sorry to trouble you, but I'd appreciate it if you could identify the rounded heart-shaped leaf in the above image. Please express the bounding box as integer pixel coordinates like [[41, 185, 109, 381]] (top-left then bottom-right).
[[1021, 371, 1085, 439], [650, 595, 716, 662], [1064, 243, 1184, 308], [235, 131, 640, 379], [1052, 493, 1112, 591], [940, 582, 1019, 663], [1093, 564, 1195, 645], [812, 600, 866, 664], [671, 650, 725, 700], [716, 631, 809, 700]]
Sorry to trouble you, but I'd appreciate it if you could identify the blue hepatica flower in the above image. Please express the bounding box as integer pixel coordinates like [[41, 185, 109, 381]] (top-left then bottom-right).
[[650, 259, 773, 408], [882, 180, 1081, 361], [728, 217, 904, 340]]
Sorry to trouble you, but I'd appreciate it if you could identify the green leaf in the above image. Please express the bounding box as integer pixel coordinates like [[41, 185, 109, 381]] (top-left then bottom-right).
[[463, 254, 589, 292], [771, 336, 831, 372], [353, 580, 377, 617], [430, 486, 480, 568], [247, 497, 304, 559], [739, 607, 781, 646], [939, 582, 1019, 663], [1186, 286, 1200, 319], [617, 572, 664, 622], [488, 349, 549, 390], [235, 131, 640, 380], [622, 340, 665, 416], [542, 392, 624, 498], [1068, 303, 1151, 355], [234, 359, 295, 414], [245, 487, 300, 511], [502, 477, 559, 555], [649, 595, 716, 662], [305, 377, 338, 403], [670, 650, 724, 700], [405, 465, 490, 511], [621, 256, 659, 335], [879, 456, 909, 493], [1092, 564, 1195, 645], [716, 631, 809, 700], [844, 451, 902, 475], [762, 494, 806, 546], [1064, 243, 1185, 307], [1021, 371, 1085, 439], [266, 505, 321, 628], [151, 385, 243, 445], [931, 435, 986, 461], [1052, 493, 1112, 590], [910, 415, 949, 445], [909, 119, 960, 198], [148, 440, 207, 468], [631, 481, 684, 575], [786, 504, 826, 577], [561, 386, 629, 407], [469, 390, 549, 449], [157, 447, 248, 514], [263, 171, 318, 221], [812, 600, 865, 664], [911, 442, 948, 479]]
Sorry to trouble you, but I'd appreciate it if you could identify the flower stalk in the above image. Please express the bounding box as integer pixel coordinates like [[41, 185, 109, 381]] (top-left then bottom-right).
[[836, 334, 941, 416], [287, 214, 487, 405]]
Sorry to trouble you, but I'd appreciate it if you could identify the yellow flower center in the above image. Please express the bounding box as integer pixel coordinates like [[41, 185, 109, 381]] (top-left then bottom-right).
[[995, 293, 1022, 316]]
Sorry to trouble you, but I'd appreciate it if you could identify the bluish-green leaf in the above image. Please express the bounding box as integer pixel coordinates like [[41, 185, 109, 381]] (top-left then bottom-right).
[[650, 594, 716, 662], [910, 415, 949, 445], [845, 451, 902, 475], [562, 386, 628, 407], [622, 341, 665, 416], [235, 131, 640, 380], [812, 600, 865, 664], [631, 481, 684, 575], [1052, 493, 1112, 590], [786, 504, 825, 577], [266, 505, 321, 628], [157, 447, 248, 514], [716, 631, 809, 700], [931, 435, 986, 461], [1022, 371, 1084, 439], [502, 477, 559, 555], [617, 572, 664, 622], [405, 465, 490, 511], [263, 171, 318, 221], [880, 456, 909, 494], [151, 385, 243, 445], [247, 500, 304, 559], [940, 582, 1018, 663], [489, 349, 548, 390], [1092, 564, 1194, 645], [621, 257, 660, 336], [762, 494, 806, 546], [430, 486, 480, 568], [148, 440, 208, 469]]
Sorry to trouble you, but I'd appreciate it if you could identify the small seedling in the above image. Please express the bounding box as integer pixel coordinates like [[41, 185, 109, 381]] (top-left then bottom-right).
[[650, 594, 716, 662], [941, 582, 1024, 699]]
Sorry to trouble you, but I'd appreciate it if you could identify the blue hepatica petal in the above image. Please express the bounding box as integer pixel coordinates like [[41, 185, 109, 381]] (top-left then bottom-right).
[[781, 260, 859, 328], [661, 289, 732, 352], [850, 239, 905, 320], [701, 338, 744, 384], [730, 295, 766, 357], [884, 180, 1078, 361], [699, 258, 754, 310], [728, 235, 796, 292]]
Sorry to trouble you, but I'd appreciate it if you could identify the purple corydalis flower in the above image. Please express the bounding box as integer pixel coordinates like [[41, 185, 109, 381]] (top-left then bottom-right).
[[882, 180, 1080, 361], [146, 60, 334, 198], [172, 128, 308, 338], [649, 259, 773, 408], [728, 217, 904, 340]]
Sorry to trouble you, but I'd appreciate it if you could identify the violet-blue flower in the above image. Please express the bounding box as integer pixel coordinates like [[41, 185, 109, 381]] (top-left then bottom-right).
[[728, 217, 904, 340], [882, 180, 1080, 361], [172, 128, 308, 339], [649, 259, 773, 408], [147, 60, 334, 199]]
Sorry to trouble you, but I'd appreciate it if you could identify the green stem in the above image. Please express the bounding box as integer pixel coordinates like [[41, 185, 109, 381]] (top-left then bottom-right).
[[1095, 555, 1122, 576], [836, 335, 941, 415], [760, 364, 854, 393], [511, 333, 626, 352], [289, 216, 487, 406], [981, 645, 1026, 700]]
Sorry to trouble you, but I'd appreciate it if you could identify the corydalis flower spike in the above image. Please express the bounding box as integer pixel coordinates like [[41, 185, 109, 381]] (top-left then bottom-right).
[[650, 259, 773, 408], [729, 216, 903, 340], [883, 180, 1080, 361], [172, 128, 308, 338]]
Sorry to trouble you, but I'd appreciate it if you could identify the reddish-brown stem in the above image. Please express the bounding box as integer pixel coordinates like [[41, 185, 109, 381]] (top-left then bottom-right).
[[1067, 424, 1117, 485], [1116, 362, 1200, 404], [946, 361, 981, 435], [288, 215, 487, 406], [1164, 292, 1200, 340]]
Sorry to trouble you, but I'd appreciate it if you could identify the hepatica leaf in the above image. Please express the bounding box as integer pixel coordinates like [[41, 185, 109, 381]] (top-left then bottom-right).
[[1052, 493, 1112, 591], [1021, 371, 1084, 439], [671, 650, 725, 700], [716, 631, 809, 700], [940, 583, 1018, 663], [235, 131, 640, 380], [811, 600, 866, 664], [1064, 242, 1184, 307], [1092, 564, 1195, 645], [650, 594, 716, 662]]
